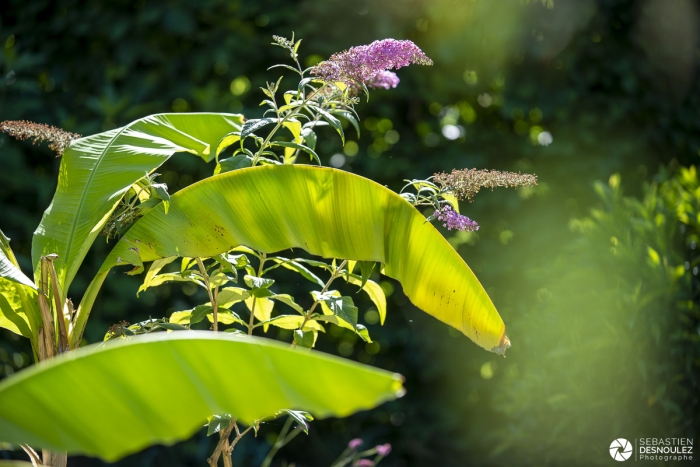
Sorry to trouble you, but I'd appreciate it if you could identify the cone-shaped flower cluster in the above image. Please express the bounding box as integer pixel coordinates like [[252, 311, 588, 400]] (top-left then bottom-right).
[[435, 206, 480, 232], [312, 39, 432, 90], [434, 168, 538, 202], [0, 120, 80, 156]]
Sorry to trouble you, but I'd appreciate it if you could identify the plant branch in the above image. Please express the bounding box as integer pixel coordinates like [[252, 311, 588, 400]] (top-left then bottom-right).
[[247, 253, 267, 334], [207, 423, 235, 467], [252, 85, 326, 166], [295, 259, 347, 345], [261, 416, 296, 467], [196, 258, 219, 331]]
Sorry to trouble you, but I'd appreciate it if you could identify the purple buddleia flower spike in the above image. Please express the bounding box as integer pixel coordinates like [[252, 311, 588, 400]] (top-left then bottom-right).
[[368, 71, 400, 90], [312, 39, 432, 88], [435, 205, 479, 232]]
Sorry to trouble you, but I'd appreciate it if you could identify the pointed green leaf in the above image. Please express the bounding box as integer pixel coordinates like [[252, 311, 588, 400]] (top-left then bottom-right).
[[277, 409, 313, 434], [0, 332, 404, 461], [240, 118, 276, 138], [245, 296, 274, 330], [314, 291, 358, 328], [137, 257, 176, 296], [207, 413, 233, 436], [267, 258, 324, 287], [244, 275, 274, 290], [269, 294, 304, 314], [293, 329, 316, 348], [259, 315, 323, 331], [215, 287, 250, 308], [81, 166, 508, 354], [358, 261, 375, 288], [215, 155, 253, 175], [32, 113, 244, 302], [269, 141, 319, 165], [344, 274, 386, 325]]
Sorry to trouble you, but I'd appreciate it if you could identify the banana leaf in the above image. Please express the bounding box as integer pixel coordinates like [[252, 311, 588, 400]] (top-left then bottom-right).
[[32, 113, 244, 303], [0, 332, 403, 461], [75, 165, 509, 354]]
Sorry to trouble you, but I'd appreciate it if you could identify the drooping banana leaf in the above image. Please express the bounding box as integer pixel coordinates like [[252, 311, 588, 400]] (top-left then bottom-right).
[[75, 165, 509, 354], [32, 113, 244, 303], [0, 230, 39, 341], [0, 332, 404, 461]]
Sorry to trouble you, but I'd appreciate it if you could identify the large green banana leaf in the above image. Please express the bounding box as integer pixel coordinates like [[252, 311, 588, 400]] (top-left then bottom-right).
[[0, 230, 39, 341], [0, 332, 403, 461], [32, 113, 244, 303], [76, 165, 509, 354]]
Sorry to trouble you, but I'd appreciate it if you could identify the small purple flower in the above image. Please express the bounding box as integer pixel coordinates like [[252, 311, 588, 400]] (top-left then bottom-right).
[[353, 460, 375, 467], [312, 39, 432, 88], [375, 443, 392, 457], [348, 438, 363, 450], [434, 205, 479, 232], [368, 71, 400, 90]]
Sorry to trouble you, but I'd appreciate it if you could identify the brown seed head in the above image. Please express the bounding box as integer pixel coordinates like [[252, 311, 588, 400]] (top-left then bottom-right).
[[0, 120, 81, 156], [433, 168, 538, 202]]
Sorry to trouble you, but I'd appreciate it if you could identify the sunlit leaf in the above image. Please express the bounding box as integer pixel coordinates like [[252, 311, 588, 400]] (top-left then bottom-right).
[[77, 166, 508, 353], [0, 332, 404, 461], [32, 113, 244, 303]]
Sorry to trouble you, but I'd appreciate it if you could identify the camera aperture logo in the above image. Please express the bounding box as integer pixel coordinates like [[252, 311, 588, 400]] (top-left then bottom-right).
[[610, 439, 633, 461], [609, 437, 694, 462]]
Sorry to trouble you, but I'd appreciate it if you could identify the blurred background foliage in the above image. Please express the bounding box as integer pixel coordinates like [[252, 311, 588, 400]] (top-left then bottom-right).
[[1, 0, 699, 465]]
